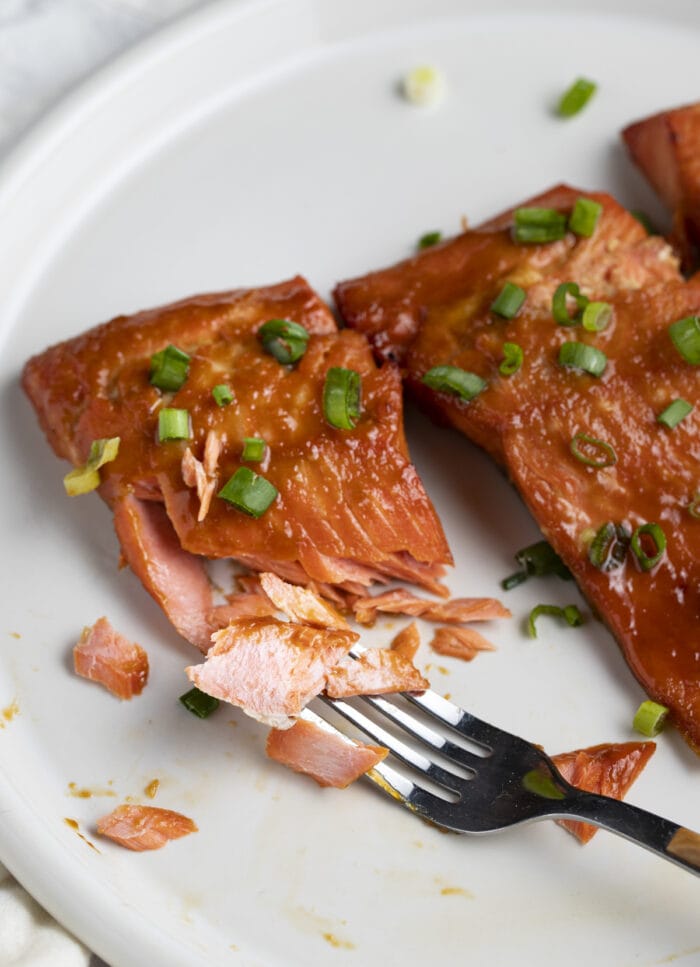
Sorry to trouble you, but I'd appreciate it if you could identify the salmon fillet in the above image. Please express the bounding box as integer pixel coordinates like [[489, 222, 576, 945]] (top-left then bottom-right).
[[73, 616, 149, 699], [23, 276, 451, 646], [553, 742, 656, 843], [96, 804, 197, 851], [336, 185, 700, 754], [266, 718, 388, 788], [622, 102, 700, 267]]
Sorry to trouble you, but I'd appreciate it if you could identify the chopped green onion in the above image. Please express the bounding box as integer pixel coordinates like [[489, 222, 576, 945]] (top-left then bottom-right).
[[513, 207, 567, 244], [402, 65, 446, 107], [323, 367, 362, 430], [491, 282, 526, 320], [218, 466, 278, 517], [179, 687, 219, 719], [630, 522, 666, 572], [558, 341, 607, 377], [552, 282, 589, 326], [522, 769, 566, 800], [631, 210, 656, 235], [418, 231, 442, 249], [588, 522, 630, 571], [581, 301, 612, 332], [63, 437, 120, 496], [528, 603, 583, 638], [259, 318, 309, 365], [517, 540, 571, 579], [657, 398, 693, 429], [688, 492, 700, 519], [501, 570, 528, 591], [212, 384, 233, 407], [570, 433, 617, 468], [633, 700, 668, 737], [242, 437, 266, 462], [149, 345, 190, 392], [668, 315, 700, 364], [158, 408, 191, 442], [422, 365, 487, 402], [557, 77, 597, 118], [499, 342, 524, 377], [568, 198, 603, 238]]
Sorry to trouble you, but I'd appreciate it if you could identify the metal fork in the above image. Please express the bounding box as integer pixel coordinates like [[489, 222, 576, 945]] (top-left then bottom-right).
[[304, 684, 700, 877]]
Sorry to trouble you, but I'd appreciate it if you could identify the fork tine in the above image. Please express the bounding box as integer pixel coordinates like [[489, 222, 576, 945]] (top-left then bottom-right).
[[407, 689, 508, 750], [320, 695, 468, 796]]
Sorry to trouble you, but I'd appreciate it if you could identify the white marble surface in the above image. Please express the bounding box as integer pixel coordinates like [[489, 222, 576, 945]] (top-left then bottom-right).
[[0, 3, 209, 962]]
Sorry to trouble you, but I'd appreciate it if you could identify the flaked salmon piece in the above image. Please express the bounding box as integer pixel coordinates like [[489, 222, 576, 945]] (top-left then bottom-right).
[[259, 572, 348, 630], [113, 494, 216, 652], [266, 717, 388, 788], [185, 617, 359, 728], [352, 588, 510, 626], [552, 742, 656, 843], [181, 429, 221, 522], [22, 275, 451, 646], [622, 103, 700, 267], [390, 622, 420, 661], [325, 648, 429, 697], [73, 616, 149, 699], [96, 804, 197, 851], [337, 184, 700, 755], [429, 626, 496, 662], [210, 593, 278, 622]]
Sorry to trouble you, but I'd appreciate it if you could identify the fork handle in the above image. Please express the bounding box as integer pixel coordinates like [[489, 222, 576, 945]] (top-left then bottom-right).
[[563, 789, 700, 876]]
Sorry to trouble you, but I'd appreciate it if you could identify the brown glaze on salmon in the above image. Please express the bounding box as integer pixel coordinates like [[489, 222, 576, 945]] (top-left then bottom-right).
[[325, 648, 428, 698], [185, 617, 359, 728], [73, 616, 149, 699], [96, 803, 197, 851], [336, 185, 700, 753], [23, 276, 451, 644], [266, 718, 388, 788], [553, 742, 656, 843], [622, 103, 700, 268]]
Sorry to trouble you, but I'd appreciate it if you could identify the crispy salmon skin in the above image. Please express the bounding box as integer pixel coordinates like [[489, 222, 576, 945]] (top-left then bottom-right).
[[336, 185, 700, 754], [23, 276, 451, 644]]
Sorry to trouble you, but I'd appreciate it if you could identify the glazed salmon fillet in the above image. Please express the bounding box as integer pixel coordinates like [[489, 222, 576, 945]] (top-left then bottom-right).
[[23, 276, 451, 646], [622, 102, 700, 267], [336, 185, 700, 753]]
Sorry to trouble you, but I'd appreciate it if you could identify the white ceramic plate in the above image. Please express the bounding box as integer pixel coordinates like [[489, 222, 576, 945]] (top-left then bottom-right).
[[1, 1, 698, 964]]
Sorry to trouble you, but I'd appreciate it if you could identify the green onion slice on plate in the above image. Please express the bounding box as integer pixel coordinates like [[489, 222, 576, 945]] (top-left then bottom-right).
[[179, 687, 219, 719], [633, 700, 668, 737], [557, 77, 597, 118]]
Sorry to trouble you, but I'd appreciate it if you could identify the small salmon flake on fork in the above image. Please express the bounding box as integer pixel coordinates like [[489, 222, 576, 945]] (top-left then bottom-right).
[[325, 648, 429, 698], [258, 572, 349, 629], [96, 804, 197, 851], [185, 617, 359, 728], [73, 616, 149, 699], [351, 588, 510, 626], [266, 717, 388, 788]]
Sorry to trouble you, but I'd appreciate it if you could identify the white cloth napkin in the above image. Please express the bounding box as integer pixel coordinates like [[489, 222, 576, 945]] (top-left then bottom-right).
[[0, 862, 90, 967]]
